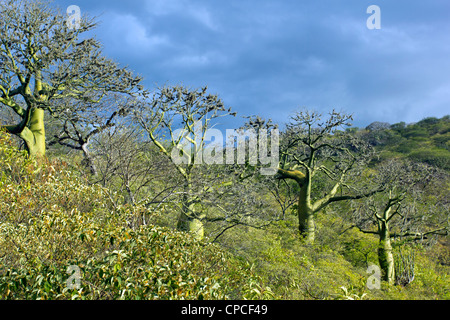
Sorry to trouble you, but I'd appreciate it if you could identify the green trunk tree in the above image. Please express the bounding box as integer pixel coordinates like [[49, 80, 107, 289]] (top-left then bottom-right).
[[276, 110, 381, 243], [0, 0, 142, 158], [356, 192, 410, 285], [378, 214, 395, 285], [177, 179, 205, 240], [351, 160, 449, 285], [133, 86, 235, 240], [5, 106, 46, 156]]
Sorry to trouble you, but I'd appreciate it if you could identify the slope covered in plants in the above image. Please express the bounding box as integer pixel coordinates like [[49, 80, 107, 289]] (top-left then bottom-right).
[[0, 130, 269, 300]]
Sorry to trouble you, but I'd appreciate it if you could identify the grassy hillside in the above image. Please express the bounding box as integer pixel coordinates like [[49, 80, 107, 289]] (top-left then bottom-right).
[[1, 113, 449, 300], [0, 130, 271, 300], [361, 116, 450, 170], [217, 212, 449, 300]]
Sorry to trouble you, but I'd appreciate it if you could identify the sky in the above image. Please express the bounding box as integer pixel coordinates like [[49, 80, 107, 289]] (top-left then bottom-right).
[[55, 0, 450, 129]]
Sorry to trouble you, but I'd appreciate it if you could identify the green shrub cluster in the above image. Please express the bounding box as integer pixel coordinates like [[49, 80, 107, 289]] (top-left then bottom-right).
[[1, 122, 448, 300], [378, 116, 450, 170], [217, 210, 449, 300], [0, 131, 268, 300]]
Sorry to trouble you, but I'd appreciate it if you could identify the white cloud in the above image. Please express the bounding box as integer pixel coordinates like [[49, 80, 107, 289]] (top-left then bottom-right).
[[76, 0, 449, 126], [166, 50, 230, 69], [144, 0, 218, 30], [104, 12, 168, 54]]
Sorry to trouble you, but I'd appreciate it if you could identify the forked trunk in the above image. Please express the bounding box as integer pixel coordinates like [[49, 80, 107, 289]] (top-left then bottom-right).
[[276, 169, 315, 243], [19, 107, 46, 157]]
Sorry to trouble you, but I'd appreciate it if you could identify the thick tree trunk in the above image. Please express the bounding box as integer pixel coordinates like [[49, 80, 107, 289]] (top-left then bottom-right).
[[177, 212, 204, 240], [177, 182, 204, 240], [19, 108, 46, 157], [277, 168, 316, 243], [81, 143, 97, 175], [378, 222, 395, 285], [297, 185, 315, 243]]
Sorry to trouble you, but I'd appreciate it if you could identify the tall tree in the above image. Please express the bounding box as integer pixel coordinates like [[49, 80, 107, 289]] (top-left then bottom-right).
[[132, 85, 236, 240], [276, 110, 382, 243], [0, 0, 142, 157]]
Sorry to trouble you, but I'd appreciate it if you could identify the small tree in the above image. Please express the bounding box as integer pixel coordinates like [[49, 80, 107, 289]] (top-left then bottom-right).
[[48, 94, 136, 175], [350, 160, 449, 285], [88, 117, 173, 209]]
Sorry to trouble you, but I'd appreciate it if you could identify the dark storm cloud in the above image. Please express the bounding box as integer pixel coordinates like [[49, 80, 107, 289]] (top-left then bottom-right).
[[55, 0, 450, 127]]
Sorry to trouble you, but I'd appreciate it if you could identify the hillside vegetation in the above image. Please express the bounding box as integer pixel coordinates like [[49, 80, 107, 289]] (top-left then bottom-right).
[[0, 1, 448, 300], [0, 130, 272, 300], [1, 115, 449, 299], [360, 116, 450, 170]]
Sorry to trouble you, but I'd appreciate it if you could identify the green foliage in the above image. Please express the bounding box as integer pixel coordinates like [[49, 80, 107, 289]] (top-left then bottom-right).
[[333, 286, 368, 300], [217, 216, 368, 300], [0, 131, 264, 300], [339, 229, 379, 268], [408, 148, 450, 170], [1, 111, 449, 301], [371, 115, 450, 170], [0, 0, 448, 302], [215, 203, 449, 300]]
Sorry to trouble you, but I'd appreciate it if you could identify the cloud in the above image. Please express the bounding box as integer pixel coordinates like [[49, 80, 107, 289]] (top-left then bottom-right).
[[144, 0, 218, 30], [53, 0, 450, 127], [101, 12, 169, 55]]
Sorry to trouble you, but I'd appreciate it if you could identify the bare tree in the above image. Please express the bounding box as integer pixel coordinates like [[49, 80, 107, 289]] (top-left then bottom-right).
[[201, 165, 280, 243], [275, 110, 382, 243], [132, 85, 236, 240], [0, 0, 142, 157], [349, 160, 449, 285], [89, 116, 176, 213], [48, 94, 138, 175], [266, 178, 298, 221]]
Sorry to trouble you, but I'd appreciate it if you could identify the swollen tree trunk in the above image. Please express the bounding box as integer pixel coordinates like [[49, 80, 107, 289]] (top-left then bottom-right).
[[177, 212, 204, 241], [15, 107, 46, 157], [298, 185, 315, 243], [378, 221, 395, 285], [81, 143, 98, 176], [177, 181, 204, 240], [277, 168, 315, 243]]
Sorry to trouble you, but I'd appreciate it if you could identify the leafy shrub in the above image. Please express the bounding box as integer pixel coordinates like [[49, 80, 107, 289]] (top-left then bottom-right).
[[0, 131, 262, 300], [408, 148, 450, 170]]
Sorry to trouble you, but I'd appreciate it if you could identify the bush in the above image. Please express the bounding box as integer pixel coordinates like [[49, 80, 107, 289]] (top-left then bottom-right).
[[0, 131, 263, 300], [408, 148, 450, 170]]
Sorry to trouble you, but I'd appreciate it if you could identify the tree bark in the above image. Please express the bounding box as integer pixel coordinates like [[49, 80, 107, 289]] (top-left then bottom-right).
[[378, 221, 395, 285], [19, 108, 46, 157], [177, 181, 204, 240], [298, 184, 315, 243], [177, 212, 204, 241], [81, 143, 97, 175], [277, 168, 316, 243]]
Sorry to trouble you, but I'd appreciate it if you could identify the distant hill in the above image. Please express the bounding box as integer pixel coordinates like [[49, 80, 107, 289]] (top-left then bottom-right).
[[359, 115, 450, 170]]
